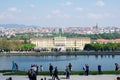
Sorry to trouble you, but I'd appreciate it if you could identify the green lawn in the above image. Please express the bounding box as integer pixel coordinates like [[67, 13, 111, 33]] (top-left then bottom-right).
[[0, 70, 120, 75]]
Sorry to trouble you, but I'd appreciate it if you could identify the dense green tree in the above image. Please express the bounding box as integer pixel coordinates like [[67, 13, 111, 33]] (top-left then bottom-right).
[[0, 39, 35, 51], [84, 43, 120, 51], [7, 32, 120, 40], [20, 43, 35, 51]]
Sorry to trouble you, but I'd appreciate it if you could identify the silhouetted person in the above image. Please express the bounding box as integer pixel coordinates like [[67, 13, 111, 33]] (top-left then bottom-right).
[[9, 77, 12, 80], [6, 77, 12, 80], [65, 66, 70, 79], [68, 63, 72, 72], [117, 77, 120, 80], [49, 63, 53, 76], [40, 78, 43, 80], [31, 69, 37, 80], [98, 65, 102, 74], [86, 64, 89, 76], [15, 63, 18, 71], [115, 63, 119, 71], [44, 77, 46, 80], [83, 64, 89, 76], [28, 69, 32, 80], [40, 65, 43, 72], [12, 61, 17, 72], [52, 66, 60, 80]]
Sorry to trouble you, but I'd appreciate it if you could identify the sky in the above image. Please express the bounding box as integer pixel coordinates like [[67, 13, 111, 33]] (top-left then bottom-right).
[[0, 0, 120, 27]]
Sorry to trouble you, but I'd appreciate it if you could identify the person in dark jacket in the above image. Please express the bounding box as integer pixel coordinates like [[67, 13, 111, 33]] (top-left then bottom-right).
[[117, 77, 120, 80], [65, 66, 70, 79], [83, 64, 89, 76], [85, 64, 89, 76], [115, 63, 119, 71], [28, 69, 32, 80], [52, 66, 60, 80], [68, 63, 72, 72], [49, 63, 53, 76], [31, 69, 37, 80], [98, 65, 102, 74], [6, 77, 12, 80]]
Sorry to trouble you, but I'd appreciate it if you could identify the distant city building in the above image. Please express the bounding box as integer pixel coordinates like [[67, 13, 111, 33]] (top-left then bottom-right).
[[0, 24, 120, 38], [30, 37, 91, 51]]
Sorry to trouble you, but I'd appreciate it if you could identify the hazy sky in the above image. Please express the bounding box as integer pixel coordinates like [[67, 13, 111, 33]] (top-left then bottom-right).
[[0, 0, 120, 27]]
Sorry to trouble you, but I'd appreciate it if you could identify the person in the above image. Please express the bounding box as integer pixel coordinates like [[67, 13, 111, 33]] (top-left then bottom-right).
[[115, 63, 119, 71], [31, 65, 37, 73], [52, 66, 60, 80], [49, 63, 53, 76], [65, 66, 70, 79], [6, 77, 12, 80], [28, 69, 32, 80], [68, 63, 72, 72], [85, 64, 89, 76], [98, 65, 102, 74], [83, 64, 89, 76], [44, 77, 46, 80], [40, 65, 43, 72], [36, 64, 39, 74], [12, 61, 17, 72], [15, 63, 18, 71], [31, 69, 37, 80], [40, 78, 43, 80], [9, 77, 12, 80], [83, 64, 86, 75], [117, 77, 120, 80]]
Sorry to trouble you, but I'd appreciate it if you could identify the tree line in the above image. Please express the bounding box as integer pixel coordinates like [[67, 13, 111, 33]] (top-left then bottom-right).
[[62, 32, 120, 39], [84, 43, 120, 51], [8, 32, 120, 40], [0, 39, 35, 52]]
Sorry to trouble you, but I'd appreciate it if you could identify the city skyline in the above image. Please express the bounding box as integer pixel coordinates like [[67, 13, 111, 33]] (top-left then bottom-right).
[[0, 0, 120, 27]]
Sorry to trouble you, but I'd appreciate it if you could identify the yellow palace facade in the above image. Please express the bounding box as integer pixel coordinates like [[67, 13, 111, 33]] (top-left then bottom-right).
[[30, 37, 91, 51]]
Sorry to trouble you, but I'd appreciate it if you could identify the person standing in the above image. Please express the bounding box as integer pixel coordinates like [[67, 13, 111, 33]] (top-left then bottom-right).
[[36, 64, 39, 75], [65, 66, 70, 79], [98, 65, 102, 74], [83, 64, 89, 76], [115, 63, 119, 71], [40, 65, 43, 72], [68, 63, 72, 72], [28, 69, 32, 80], [15, 63, 18, 71], [12, 61, 17, 72], [52, 66, 60, 80], [85, 64, 89, 76], [49, 63, 53, 76], [31, 69, 37, 80]]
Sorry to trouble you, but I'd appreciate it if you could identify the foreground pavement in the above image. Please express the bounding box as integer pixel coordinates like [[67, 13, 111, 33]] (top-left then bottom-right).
[[0, 73, 120, 80]]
